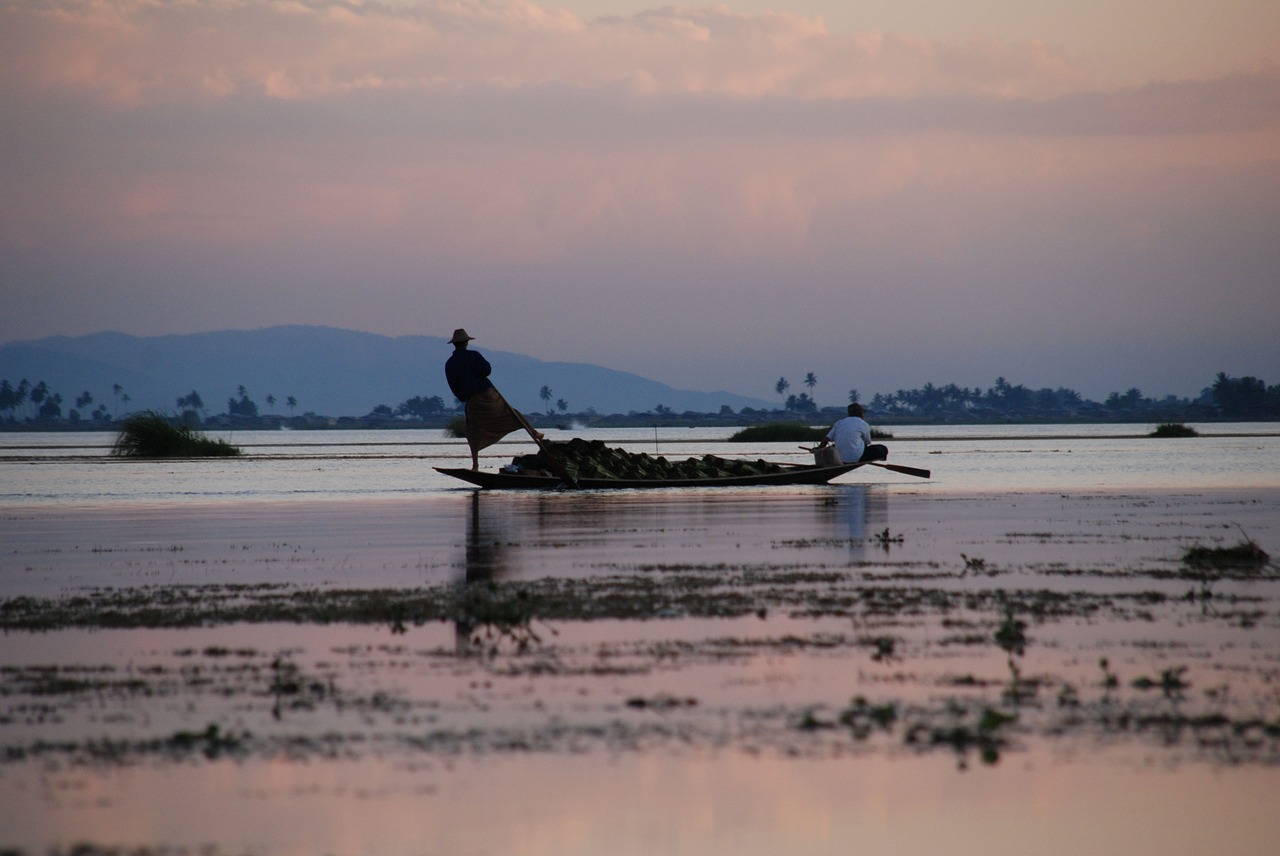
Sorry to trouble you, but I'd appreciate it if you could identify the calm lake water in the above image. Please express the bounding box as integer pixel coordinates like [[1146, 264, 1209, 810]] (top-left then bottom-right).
[[2, 422, 1278, 505], [2, 423, 1279, 856]]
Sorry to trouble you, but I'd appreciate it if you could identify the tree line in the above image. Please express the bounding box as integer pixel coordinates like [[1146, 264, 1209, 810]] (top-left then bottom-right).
[[767, 372, 1280, 420], [2, 372, 1278, 426], [0, 380, 299, 424]]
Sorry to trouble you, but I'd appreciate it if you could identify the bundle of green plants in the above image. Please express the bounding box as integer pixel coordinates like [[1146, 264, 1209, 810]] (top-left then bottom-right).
[[1150, 423, 1198, 438], [112, 411, 241, 458], [728, 423, 827, 442], [513, 438, 786, 480], [444, 415, 468, 438]]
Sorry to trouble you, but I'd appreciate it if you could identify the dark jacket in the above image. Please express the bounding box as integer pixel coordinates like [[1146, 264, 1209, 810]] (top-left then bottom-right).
[[445, 348, 494, 401]]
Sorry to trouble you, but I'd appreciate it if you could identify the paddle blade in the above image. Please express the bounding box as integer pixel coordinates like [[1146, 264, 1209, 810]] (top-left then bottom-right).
[[871, 461, 931, 479]]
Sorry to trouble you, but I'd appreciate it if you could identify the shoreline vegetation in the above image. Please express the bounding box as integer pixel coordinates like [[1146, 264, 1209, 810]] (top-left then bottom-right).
[[2, 373, 1277, 432], [4, 408, 1279, 434], [3, 415, 1278, 436]]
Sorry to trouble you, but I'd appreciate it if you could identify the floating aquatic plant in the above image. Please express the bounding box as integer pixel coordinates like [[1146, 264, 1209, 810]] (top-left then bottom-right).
[[1182, 533, 1269, 571], [728, 423, 826, 442], [1150, 422, 1198, 438], [1132, 666, 1190, 700], [111, 411, 240, 458]]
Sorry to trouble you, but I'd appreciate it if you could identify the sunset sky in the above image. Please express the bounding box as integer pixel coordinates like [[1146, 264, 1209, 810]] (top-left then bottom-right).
[[3, 0, 1278, 401]]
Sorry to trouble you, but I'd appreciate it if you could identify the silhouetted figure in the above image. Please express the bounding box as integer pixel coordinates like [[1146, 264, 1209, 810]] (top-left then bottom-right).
[[444, 328, 524, 470], [819, 403, 888, 464]]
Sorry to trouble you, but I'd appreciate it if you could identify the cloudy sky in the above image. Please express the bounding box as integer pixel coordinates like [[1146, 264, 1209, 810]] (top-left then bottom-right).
[[2, 0, 1277, 402]]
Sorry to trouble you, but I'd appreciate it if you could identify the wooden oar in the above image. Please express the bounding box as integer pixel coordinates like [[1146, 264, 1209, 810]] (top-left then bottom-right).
[[868, 461, 931, 479], [498, 390, 580, 489]]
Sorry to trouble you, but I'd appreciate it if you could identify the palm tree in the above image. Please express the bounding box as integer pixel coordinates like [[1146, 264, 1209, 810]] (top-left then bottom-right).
[[286, 396, 297, 417], [848, 388, 859, 404], [804, 372, 817, 399], [556, 398, 568, 413], [775, 377, 790, 403], [112, 383, 124, 417], [30, 381, 48, 418], [539, 385, 553, 415], [38, 392, 63, 420], [177, 390, 205, 418], [266, 394, 276, 414]]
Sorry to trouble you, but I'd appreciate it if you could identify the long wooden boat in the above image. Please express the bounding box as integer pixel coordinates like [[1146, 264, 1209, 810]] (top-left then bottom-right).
[[434, 461, 866, 490]]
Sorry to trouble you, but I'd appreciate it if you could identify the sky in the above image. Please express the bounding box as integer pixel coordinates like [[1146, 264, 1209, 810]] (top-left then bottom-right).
[[2, 0, 1278, 403]]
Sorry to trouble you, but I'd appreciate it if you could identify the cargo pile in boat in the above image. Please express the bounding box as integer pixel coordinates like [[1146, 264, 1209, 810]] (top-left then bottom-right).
[[510, 438, 786, 480]]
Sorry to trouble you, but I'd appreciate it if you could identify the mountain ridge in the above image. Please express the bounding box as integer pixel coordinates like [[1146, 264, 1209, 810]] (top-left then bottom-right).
[[0, 326, 773, 417]]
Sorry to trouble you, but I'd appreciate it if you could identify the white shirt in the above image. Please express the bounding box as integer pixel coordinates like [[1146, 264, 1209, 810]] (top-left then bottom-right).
[[826, 416, 871, 464]]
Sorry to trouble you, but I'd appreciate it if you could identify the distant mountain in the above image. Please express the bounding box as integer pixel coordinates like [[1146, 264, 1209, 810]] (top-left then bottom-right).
[[0, 326, 772, 417]]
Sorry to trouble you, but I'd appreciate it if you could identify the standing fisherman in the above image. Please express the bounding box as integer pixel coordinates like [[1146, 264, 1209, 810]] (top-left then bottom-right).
[[444, 329, 534, 470]]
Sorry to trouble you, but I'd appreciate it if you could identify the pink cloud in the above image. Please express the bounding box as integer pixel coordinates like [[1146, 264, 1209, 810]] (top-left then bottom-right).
[[1, 0, 1091, 105], [2, 1, 1276, 398]]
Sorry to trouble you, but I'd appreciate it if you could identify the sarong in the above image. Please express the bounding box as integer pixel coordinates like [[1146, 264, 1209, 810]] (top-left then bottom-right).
[[464, 387, 525, 455]]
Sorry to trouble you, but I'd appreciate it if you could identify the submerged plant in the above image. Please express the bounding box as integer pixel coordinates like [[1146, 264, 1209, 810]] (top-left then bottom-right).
[[906, 706, 1016, 768], [838, 696, 898, 739], [1099, 658, 1120, 695], [450, 582, 554, 656], [111, 411, 240, 458], [1132, 666, 1190, 700], [872, 528, 904, 548], [994, 608, 1028, 657]]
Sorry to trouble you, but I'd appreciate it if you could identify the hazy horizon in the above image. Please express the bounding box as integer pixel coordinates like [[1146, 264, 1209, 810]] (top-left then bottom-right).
[[3, 1, 1277, 402]]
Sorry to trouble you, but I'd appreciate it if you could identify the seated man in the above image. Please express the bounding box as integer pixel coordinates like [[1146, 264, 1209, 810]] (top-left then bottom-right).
[[819, 403, 888, 464]]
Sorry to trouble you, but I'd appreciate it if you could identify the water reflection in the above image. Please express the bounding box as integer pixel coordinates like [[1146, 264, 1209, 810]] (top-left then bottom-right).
[[456, 491, 512, 654], [826, 485, 889, 558], [449, 486, 896, 585], [454, 492, 556, 656], [463, 491, 511, 584]]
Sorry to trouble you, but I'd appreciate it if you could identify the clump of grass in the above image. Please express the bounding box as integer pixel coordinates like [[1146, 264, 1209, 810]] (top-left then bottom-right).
[[445, 415, 467, 438], [1182, 533, 1270, 570], [729, 423, 826, 442], [112, 411, 241, 458], [1150, 422, 1198, 438]]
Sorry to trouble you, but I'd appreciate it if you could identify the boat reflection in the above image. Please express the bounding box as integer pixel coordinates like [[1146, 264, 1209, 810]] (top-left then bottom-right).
[[825, 485, 889, 556], [463, 491, 510, 584], [452, 484, 893, 589]]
